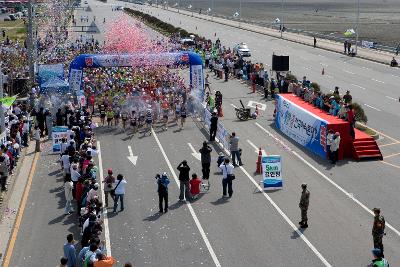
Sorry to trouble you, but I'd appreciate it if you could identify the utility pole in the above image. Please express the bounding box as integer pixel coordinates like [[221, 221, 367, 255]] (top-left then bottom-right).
[[355, 0, 360, 54], [27, 0, 35, 87], [280, 0, 284, 38], [239, 0, 242, 27]]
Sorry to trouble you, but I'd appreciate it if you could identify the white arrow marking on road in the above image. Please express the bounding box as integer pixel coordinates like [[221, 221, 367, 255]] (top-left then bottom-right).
[[363, 103, 381, 112], [188, 143, 201, 161], [127, 145, 138, 166], [247, 100, 266, 111], [371, 78, 385, 84], [351, 84, 366, 90], [246, 139, 266, 154]]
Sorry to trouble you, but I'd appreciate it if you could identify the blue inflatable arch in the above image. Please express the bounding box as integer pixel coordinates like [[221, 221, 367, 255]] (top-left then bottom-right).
[[68, 51, 204, 96]]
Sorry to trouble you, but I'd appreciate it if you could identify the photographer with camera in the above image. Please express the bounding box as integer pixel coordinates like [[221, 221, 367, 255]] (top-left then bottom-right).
[[177, 160, 192, 201], [156, 172, 170, 213]]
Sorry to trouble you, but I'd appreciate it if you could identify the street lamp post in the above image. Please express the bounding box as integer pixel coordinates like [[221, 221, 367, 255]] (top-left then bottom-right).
[[355, 0, 360, 54], [239, 0, 242, 27], [27, 0, 35, 86], [280, 0, 284, 38]]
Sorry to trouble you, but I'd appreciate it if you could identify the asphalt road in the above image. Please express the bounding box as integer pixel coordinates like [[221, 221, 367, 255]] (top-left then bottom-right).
[[134, 2, 400, 142], [6, 0, 400, 266]]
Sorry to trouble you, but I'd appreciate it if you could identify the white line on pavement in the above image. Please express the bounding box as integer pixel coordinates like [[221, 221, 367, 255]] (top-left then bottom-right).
[[254, 122, 400, 238], [391, 74, 400, 78], [151, 128, 222, 267], [324, 75, 333, 79], [362, 66, 370, 70], [238, 166, 332, 267], [351, 84, 366, 90], [230, 103, 238, 109], [363, 103, 381, 111], [246, 139, 266, 154], [371, 78, 385, 84], [343, 70, 355, 75], [320, 63, 328, 67], [385, 96, 397, 101], [302, 66, 310, 70], [97, 141, 112, 256]]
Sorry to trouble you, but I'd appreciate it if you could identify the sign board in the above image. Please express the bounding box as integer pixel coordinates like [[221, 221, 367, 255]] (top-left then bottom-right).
[[247, 100, 266, 111], [262, 155, 282, 188], [52, 126, 70, 153], [362, 40, 375, 49], [275, 94, 327, 159]]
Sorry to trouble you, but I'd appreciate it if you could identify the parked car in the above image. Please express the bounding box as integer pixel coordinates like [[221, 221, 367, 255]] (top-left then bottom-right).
[[180, 38, 195, 46], [233, 43, 251, 57], [4, 14, 16, 21], [0, 7, 7, 13]]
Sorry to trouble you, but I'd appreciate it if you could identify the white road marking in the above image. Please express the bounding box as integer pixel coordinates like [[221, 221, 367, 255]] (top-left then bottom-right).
[[363, 103, 381, 111], [362, 66, 370, 70], [318, 54, 326, 58], [188, 142, 201, 161], [386, 96, 397, 101], [371, 78, 385, 84], [320, 63, 328, 67], [254, 122, 400, 238], [246, 139, 266, 154], [97, 141, 112, 256], [324, 75, 333, 79], [127, 145, 138, 166], [238, 166, 332, 267], [391, 74, 400, 78], [302, 66, 310, 70], [247, 100, 266, 111], [152, 128, 222, 267], [343, 70, 355, 75], [351, 84, 366, 90], [230, 103, 239, 109]]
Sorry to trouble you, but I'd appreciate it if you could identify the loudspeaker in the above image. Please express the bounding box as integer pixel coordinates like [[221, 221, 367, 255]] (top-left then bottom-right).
[[272, 55, 289, 72]]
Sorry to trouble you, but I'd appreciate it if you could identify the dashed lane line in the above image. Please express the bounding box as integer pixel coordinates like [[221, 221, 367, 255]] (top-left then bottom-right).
[[351, 84, 366, 90], [151, 128, 222, 267], [363, 103, 381, 112]]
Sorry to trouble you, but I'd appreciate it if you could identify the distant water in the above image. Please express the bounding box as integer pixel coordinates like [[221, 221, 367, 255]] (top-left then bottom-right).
[[170, 0, 400, 47]]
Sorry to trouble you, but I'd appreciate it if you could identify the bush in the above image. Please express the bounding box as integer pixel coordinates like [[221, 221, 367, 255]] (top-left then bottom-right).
[[310, 82, 321, 92], [285, 73, 298, 83], [352, 102, 368, 124]]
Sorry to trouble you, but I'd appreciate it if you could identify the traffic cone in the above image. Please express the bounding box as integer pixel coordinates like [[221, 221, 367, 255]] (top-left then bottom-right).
[[322, 68, 325, 75], [256, 148, 262, 174]]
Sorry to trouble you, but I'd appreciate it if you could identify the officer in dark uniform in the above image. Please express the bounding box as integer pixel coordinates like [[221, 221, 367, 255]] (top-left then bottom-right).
[[299, 183, 310, 228], [372, 207, 385, 256]]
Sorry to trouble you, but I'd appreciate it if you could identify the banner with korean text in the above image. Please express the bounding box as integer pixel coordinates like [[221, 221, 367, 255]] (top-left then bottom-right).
[[275, 94, 327, 159], [262, 155, 282, 188]]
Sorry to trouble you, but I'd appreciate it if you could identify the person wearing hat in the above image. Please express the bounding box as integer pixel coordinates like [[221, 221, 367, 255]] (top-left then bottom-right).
[[199, 141, 212, 182], [103, 169, 115, 207], [156, 172, 170, 213], [177, 160, 192, 201], [299, 183, 310, 228], [371, 248, 389, 267], [372, 207, 386, 257]]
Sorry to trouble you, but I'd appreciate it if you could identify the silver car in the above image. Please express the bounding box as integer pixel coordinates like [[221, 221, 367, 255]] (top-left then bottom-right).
[[233, 43, 251, 57]]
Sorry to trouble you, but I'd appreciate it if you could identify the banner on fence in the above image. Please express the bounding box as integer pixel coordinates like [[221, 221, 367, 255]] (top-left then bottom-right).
[[262, 155, 282, 188], [275, 94, 327, 159], [362, 40, 375, 49]]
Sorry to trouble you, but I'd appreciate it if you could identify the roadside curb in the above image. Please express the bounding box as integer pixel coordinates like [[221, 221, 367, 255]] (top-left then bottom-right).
[[0, 141, 39, 266]]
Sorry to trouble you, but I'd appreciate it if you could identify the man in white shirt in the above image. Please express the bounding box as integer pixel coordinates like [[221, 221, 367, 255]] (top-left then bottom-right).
[[219, 158, 235, 198], [330, 132, 341, 165], [61, 152, 71, 177], [113, 174, 127, 213]]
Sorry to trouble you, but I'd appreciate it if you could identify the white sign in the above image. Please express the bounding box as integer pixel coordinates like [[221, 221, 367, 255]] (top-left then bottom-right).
[[69, 69, 82, 92], [247, 100, 266, 111], [262, 155, 282, 189], [52, 126, 70, 153]]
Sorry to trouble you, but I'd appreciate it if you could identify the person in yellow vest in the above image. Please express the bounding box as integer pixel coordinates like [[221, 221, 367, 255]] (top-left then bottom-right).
[[106, 108, 114, 128]]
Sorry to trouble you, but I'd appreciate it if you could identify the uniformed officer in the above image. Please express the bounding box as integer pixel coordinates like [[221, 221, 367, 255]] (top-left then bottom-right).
[[372, 207, 386, 256], [299, 183, 310, 228]]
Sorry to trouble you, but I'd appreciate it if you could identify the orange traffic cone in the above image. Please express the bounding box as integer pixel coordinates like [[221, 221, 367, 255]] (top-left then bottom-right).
[[256, 148, 262, 174], [322, 68, 325, 75]]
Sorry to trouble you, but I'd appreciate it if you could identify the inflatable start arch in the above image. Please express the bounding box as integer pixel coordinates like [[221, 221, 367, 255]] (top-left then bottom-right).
[[69, 51, 204, 96]]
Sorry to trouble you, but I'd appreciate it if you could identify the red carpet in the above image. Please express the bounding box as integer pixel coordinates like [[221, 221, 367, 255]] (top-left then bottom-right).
[[280, 94, 382, 160]]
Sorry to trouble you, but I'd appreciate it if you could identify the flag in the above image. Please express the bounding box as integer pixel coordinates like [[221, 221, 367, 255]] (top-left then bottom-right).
[[0, 96, 17, 108]]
